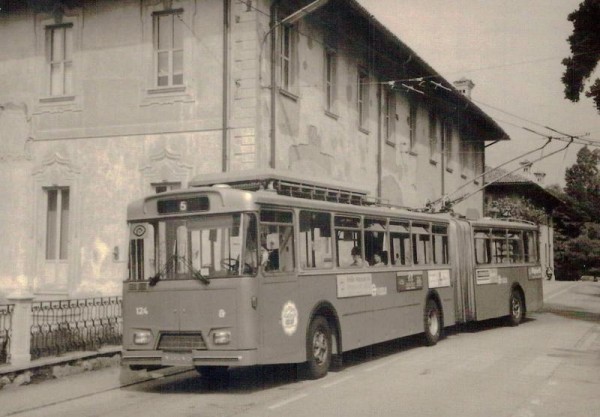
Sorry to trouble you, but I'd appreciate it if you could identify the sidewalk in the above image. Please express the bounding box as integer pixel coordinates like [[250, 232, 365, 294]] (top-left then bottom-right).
[[542, 279, 575, 300], [0, 346, 121, 389]]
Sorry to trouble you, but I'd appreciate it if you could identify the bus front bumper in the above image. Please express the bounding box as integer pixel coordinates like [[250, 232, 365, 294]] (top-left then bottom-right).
[[121, 349, 259, 368]]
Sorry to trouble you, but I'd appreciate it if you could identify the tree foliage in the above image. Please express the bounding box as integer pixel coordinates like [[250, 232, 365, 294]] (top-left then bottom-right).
[[552, 146, 600, 279], [564, 146, 600, 221], [561, 0, 600, 113], [485, 197, 547, 225]]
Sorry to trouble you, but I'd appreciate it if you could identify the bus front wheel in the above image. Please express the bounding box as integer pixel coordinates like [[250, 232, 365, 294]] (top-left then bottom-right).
[[423, 299, 441, 346], [305, 316, 332, 379], [507, 290, 524, 326]]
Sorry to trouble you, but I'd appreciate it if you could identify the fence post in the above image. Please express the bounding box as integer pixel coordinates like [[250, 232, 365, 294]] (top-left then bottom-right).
[[7, 292, 34, 365]]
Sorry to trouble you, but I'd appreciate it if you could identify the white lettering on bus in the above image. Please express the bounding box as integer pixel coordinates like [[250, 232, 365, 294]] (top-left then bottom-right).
[[136, 306, 148, 315]]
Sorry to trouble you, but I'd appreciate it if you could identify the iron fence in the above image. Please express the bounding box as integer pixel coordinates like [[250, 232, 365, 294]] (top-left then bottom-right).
[[30, 297, 122, 360], [0, 304, 14, 364]]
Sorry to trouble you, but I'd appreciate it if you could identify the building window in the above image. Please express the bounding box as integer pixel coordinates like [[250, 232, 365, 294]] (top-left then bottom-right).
[[358, 69, 369, 130], [325, 50, 337, 112], [46, 24, 73, 97], [409, 100, 417, 151], [383, 87, 395, 144], [460, 138, 469, 175], [153, 182, 181, 194], [153, 10, 184, 87], [46, 188, 70, 260], [428, 110, 438, 160], [279, 24, 295, 92], [443, 120, 453, 169]]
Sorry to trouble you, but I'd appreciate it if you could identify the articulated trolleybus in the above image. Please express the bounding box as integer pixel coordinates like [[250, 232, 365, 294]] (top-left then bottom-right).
[[122, 173, 543, 379]]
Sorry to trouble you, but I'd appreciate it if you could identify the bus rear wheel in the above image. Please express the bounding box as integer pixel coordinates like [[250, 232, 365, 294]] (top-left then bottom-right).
[[305, 316, 332, 379], [423, 299, 441, 346], [507, 290, 524, 326]]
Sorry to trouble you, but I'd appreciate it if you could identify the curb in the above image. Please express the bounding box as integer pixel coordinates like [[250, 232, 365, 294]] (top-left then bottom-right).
[[0, 346, 122, 390]]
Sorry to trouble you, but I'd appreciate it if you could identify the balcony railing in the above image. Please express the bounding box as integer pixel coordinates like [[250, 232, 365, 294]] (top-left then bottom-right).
[[30, 297, 122, 360], [0, 295, 122, 366], [0, 304, 14, 365]]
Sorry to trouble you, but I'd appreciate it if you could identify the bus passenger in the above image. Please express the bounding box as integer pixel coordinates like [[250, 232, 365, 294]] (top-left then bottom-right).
[[371, 252, 385, 267], [350, 246, 363, 267]]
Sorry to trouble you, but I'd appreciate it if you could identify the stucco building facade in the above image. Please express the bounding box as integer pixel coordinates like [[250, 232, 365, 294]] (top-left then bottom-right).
[[0, 0, 509, 299]]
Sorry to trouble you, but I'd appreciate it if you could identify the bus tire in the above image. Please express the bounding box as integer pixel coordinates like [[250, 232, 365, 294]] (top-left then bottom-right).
[[305, 316, 332, 379], [507, 290, 524, 326], [423, 299, 441, 346]]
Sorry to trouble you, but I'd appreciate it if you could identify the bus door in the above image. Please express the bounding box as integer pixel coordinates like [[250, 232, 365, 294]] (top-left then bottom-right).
[[451, 220, 476, 322], [256, 209, 302, 364]]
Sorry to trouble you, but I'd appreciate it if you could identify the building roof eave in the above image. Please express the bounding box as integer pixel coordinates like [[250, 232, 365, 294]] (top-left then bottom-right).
[[342, 0, 509, 142]]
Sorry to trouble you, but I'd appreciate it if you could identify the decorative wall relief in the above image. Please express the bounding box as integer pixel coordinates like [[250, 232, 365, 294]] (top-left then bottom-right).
[[140, 145, 193, 192]]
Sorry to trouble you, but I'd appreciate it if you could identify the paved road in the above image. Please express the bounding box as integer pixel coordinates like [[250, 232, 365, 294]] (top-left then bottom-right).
[[1, 281, 599, 417]]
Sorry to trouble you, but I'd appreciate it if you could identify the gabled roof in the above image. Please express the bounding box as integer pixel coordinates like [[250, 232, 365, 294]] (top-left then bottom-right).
[[340, 0, 509, 141], [483, 166, 564, 211]]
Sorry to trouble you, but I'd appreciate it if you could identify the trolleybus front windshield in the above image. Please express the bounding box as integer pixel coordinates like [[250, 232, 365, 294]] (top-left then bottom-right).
[[128, 213, 259, 282]]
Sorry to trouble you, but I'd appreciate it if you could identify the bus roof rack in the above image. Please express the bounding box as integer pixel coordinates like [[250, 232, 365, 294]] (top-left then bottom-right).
[[189, 169, 370, 205], [483, 217, 537, 226]]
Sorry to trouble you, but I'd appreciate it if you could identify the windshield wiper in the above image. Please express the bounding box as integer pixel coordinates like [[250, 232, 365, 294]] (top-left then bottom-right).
[[148, 254, 177, 287], [148, 255, 210, 286], [179, 256, 210, 285]]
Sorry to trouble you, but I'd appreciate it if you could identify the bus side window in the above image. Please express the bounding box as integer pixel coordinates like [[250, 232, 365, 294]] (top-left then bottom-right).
[[389, 221, 410, 265], [260, 210, 295, 273], [299, 211, 332, 269], [412, 223, 431, 265], [474, 230, 490, 264], [492, 229, 509, 264], [432, 224, 449, 265], [508, 230, 523, 263], [364, 217, 388, 266], [334, 215, 362, 268]]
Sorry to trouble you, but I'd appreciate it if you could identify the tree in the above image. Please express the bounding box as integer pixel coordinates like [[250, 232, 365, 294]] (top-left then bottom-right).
[[552, 147, 600, 279], [485, 197, 547, 225], [564, 146, 600, 221], [561, 0, 600, 113]]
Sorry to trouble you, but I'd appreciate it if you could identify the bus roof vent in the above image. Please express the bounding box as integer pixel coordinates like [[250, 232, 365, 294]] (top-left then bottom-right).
[[190, 170, 370, 206]]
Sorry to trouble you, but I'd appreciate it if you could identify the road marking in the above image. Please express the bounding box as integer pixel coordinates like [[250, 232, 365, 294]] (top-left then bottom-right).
[[268, 393, 308, 410], [323, 375, 354, 388]]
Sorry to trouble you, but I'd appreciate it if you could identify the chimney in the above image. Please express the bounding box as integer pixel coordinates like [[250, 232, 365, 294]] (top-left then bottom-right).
[[533, 171, 546, 185], [520, 160, 532, 176], [453, 78, 475, 99]]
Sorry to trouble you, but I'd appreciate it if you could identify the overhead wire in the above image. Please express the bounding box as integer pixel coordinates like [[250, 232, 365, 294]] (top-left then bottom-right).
[[234, 0, 595, 209]]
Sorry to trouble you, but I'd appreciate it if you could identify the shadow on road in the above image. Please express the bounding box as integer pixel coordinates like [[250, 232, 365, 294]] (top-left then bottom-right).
[[120, 317, 530, 395], [543, 305, 600, 322]]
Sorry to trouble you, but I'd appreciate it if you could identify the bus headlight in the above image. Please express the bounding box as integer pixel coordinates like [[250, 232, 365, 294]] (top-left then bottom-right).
[[212, 330, 231, 345], [133, 330, 152, 345]]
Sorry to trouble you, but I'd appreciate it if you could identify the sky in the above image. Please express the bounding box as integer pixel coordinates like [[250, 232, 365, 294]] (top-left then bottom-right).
[[358, 0, 600, 188]]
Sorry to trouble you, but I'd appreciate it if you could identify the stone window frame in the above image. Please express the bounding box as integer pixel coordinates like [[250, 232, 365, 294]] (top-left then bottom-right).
[[382, 85, 396, 146], [278, 23, 299, 99], [357, 67, 369, 133], [141, 1, 196, 105], [35, 11, 83, 109], [324, 48, 338, 117]]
